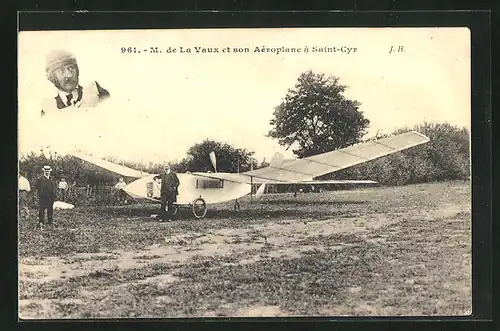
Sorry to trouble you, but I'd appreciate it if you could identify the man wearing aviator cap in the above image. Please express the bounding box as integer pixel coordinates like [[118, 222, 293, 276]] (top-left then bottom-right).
[[41, 49, 110, 115]]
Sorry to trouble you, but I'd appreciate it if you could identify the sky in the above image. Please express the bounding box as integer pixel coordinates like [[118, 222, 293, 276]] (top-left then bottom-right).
[[18, 28, 470, 164]]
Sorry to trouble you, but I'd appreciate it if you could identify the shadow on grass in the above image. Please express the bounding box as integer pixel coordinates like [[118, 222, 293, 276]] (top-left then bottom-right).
[[257, 199, 368, 206], [170, 207, 352, 222], [81, 199, 365, 221], [86, 204, 160, 218]]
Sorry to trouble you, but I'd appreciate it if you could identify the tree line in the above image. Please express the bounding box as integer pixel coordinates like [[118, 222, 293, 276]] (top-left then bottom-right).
[[18, 140, 268, 187], [267, 70, 470, 185], [19, 70, 470, 188], [18, 121, 470, 189], [318, 122, 470, 185]]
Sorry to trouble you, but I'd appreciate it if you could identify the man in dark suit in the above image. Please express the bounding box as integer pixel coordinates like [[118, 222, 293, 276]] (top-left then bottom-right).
[[35, 165, 57, 229], [160, 164, 180, 222], [41, 49, 110, 116]]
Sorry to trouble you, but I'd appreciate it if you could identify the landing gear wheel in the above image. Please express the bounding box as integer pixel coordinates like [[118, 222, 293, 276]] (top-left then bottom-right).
[[192, 198, 207, 219]]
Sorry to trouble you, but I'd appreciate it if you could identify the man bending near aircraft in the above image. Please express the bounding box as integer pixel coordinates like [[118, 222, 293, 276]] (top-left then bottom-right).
[[160, 164, 180, 222]]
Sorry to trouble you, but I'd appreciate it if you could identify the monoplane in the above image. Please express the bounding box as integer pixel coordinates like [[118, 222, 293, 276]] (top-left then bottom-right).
[[71, 131, 430, 218]]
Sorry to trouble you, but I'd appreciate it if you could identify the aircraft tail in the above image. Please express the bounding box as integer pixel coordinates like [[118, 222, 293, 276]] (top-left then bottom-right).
[[255, 183, 266, 199], [209, 151, 217, 173]]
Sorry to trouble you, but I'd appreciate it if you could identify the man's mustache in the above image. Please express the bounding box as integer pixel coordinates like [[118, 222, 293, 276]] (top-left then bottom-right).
[[63, 77, 78, 84]]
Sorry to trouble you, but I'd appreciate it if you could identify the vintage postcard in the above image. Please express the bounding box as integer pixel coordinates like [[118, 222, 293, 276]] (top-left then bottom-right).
[[18, 27, 471, 318]]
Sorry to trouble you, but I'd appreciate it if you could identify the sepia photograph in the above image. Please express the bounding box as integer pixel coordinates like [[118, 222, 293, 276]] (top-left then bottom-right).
[[17, 27, 471, 319]]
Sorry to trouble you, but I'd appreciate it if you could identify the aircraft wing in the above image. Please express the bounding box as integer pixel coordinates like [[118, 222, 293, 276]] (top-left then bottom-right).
[[70, 152, 151, 178], [191, 172, 284, 184], [243, 131, 430, 183], [192, 173, 377, 185]]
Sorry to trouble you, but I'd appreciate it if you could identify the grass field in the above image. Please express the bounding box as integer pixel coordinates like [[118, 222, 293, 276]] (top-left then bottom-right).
[[18, 180, 471, 319]]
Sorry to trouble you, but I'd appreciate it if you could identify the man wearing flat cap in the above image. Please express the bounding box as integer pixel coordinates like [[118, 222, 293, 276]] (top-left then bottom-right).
[[160, 164, 180, 222], [41, 49, 110, 116], [35, 165, 57, 229]]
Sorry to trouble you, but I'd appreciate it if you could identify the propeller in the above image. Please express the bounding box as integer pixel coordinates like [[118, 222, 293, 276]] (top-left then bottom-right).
[[209, 151, 217, 173], [270, 152, 285, 168]]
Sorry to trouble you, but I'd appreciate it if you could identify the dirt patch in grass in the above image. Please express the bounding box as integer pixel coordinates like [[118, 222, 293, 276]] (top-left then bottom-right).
[[18, 181, 471, 318]]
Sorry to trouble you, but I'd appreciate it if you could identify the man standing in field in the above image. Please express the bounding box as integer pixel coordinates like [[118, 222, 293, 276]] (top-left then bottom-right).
[[35, 165, 57, 229], [18, 172, 31, 220], [114, 177, 128, 205], [58, 178, 68, 202], [160, 165, 180, 222]]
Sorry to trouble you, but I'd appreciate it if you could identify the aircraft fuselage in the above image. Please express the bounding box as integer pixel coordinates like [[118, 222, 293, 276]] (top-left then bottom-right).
[[123, 173, 251, 205]]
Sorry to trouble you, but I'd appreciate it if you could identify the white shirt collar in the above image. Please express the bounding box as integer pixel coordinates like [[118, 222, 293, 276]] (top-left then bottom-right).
[[58, 87, 80, 106]]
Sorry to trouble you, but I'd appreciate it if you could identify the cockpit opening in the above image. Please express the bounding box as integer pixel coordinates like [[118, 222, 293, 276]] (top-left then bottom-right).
[[196, 179, 224, 189]]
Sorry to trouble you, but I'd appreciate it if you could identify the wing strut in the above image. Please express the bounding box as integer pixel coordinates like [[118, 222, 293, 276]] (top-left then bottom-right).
[[250, 175, 253, 202]]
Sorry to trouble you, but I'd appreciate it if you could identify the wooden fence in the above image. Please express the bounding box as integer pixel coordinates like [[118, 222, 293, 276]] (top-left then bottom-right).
[[24, 186, 132, 208]]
